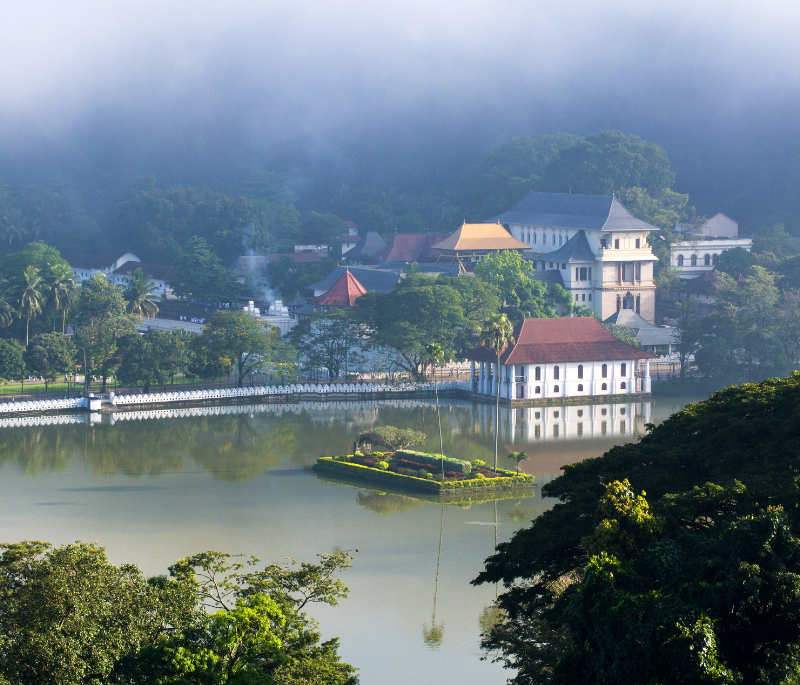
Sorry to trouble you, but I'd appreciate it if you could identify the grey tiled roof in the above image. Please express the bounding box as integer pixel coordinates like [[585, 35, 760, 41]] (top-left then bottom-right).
[[534, 230, 596, 263], [529, 269, 565, 289], [308, 266, 400, 295], [346, 231, 386, 259], [603, 309, 678, 347], [492, 192, 657, 233]]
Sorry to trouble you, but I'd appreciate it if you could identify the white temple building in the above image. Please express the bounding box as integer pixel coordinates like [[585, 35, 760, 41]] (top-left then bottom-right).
[[466, 317, 654, 403]]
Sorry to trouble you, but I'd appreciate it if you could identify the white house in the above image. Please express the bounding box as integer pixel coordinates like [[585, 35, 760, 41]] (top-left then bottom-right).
[[669, 213, 752, 278], [493, 192, 659, 322], [111, 262, 174, 299], [466, 317, 654, 403], [63, 249, 141, 283]]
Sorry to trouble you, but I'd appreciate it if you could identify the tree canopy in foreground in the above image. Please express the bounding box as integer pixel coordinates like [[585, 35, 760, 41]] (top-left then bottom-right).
[[475, 372, 800, 684], [0, 541, 358, 685]]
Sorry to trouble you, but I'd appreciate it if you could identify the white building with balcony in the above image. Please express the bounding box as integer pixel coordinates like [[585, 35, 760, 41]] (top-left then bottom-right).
[[493, 192, 659, 322], [465, 317, 654, 404], [669, 213, 752, 278]]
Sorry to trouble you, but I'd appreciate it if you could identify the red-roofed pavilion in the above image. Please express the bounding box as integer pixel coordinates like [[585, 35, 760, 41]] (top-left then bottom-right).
[[311, 269, 367, 308], [465, 317, 654, 403]]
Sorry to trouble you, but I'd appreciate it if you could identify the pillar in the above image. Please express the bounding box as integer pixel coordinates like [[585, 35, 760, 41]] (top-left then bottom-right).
[[645, 359, 651, 393]]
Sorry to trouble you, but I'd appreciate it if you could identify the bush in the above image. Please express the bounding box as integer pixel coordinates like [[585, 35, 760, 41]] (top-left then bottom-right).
[[472, 459, 487, 469], [376, 461, 389, 470], [396, 450, 472, 474], [356, 426, 426, 452]]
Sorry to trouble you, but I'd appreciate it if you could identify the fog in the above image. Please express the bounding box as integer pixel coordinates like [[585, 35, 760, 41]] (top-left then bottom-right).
[[2, 0, 799, 219]]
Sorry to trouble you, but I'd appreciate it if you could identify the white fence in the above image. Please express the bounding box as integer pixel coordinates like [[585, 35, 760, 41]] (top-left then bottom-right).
[[111, 381, 471, 407], [0, 398, 88, 415]]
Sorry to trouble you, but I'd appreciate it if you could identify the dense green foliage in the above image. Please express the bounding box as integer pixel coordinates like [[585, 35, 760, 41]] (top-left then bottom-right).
[[475, 373, 800, 684], [170, 236, 242, 305], [25, 332, 76, 389], [0, 541, 358, 685], [190, 310, 296, 386], [289, 310, 364, 380], [0, 339, 26, 381], [355, 426, 425, 452], [355, 273, 500, 379], [115, 329, 192, 392]]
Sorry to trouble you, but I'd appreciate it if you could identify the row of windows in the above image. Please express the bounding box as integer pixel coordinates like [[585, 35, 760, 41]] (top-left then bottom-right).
[[600, 238, 642, 249], [527, 421, 626, 438], [574, 293, 592, 302], [524, 381, 627, 397], [677, 253, 717, 267], [515, 363, 627, 381]]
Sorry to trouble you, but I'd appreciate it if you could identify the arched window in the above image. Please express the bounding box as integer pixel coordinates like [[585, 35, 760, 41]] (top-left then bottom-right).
[[690, 254, 697, 266], [577, 364, 584, 379], [554, 366, 559, 380], [535, 386, 541, 394], [677, 254, 684, 266], [712, 253, 718, 265], [621, 381, 626, 389], [621, 363, 627, 376], [553, 385, 559, 393], [601, 382, 607, 391], [577, 384, 584, 391], [704, 254, 711, 266], [601, 363, 608, 378], [535, 366, 541, 381]]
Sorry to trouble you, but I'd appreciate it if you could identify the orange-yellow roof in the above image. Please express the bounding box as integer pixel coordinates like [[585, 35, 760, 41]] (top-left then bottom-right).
[[432, 221, 530, 252]]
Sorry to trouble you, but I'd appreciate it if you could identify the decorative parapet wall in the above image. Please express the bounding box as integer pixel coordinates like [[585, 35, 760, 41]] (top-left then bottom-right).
[[111, 381, 472, 407], [0, 397, 88, 415]]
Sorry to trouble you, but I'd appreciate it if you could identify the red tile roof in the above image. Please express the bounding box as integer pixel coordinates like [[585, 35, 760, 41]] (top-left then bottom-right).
[[312, 270, 367, 307], [465, 317, 654, 364], [375, 233, 448, 263]]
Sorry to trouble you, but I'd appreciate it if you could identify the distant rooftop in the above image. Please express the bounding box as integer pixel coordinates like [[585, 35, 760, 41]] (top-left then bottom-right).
[[535, 230, 597, 263], [432, 222, 530, 252], [311, 270, 367, 307], [492, 192, 657, 233]]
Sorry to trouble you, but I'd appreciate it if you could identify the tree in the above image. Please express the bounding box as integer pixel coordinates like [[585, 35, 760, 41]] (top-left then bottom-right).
[[0, 541, 198, 685], [716, 246, 754, 277], [123, 267, 160, 318], [475, 373, 800, 684], [11, 265, 43, 346], [475, 251, 562, 323], [0, 339, 25, 382], [0, 290, 15, 328], [170, 236, 241, 305], [115, 329, 191, 392], [289, 310, 364, 380], [72, 274, 140, 391], [356, 426, 426, 452], [555, 480, 800, 684], [603, 323, 641, 348], [0, 541, 358, 685], [480, 313, 514, 472], [507, 451, 529, 475], [26, 332, 76, 390], [355, 275, 470, 379], [193, 310, 296, 387], [42, 261, 77, 334], [752, 222, 797, 259]]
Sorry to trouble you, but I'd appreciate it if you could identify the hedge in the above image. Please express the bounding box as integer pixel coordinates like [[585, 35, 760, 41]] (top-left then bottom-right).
[[395, 449, 472, 475], [315, 457, 534, 493]]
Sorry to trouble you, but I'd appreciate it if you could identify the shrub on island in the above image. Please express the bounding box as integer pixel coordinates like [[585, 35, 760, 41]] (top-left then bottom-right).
[[395, 450, 472, 474]]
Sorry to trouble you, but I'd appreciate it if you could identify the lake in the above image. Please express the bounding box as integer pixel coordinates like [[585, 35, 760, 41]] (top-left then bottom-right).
[[0, 394, 705, 684]]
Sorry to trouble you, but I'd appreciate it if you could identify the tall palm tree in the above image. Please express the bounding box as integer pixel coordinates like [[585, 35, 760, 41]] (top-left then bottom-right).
[[13, 265, 43, 346], [123, 268, 160, 318], [426, 342, 446, 481], [480, 313, 514, 473], [45, 262, 77, 333]]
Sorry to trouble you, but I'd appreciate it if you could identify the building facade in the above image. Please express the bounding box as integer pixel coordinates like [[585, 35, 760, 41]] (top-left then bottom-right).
[[669, 213, 752, 278], [466, 317, 654, 404], [493, 192, 659, 322]]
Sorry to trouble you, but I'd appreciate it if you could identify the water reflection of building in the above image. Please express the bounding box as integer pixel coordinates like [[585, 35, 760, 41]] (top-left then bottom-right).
[[471, 400, 651, 443]]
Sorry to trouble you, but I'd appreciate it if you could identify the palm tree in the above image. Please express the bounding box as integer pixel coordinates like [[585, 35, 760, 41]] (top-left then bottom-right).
[[507, 451, 529, 474], [480, 313, 514, 472], [45, 262, 77, 333], [425, 342, 446, 481], [12, 266, 43, 346], [123, 268, 160, 318]]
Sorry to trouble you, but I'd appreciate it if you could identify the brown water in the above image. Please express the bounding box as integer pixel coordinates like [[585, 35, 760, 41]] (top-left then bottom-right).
[[0, 395, 705, 684]]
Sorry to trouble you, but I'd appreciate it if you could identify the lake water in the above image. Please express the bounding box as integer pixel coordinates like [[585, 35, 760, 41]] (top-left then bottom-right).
[[0, 394, 705, 684]]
